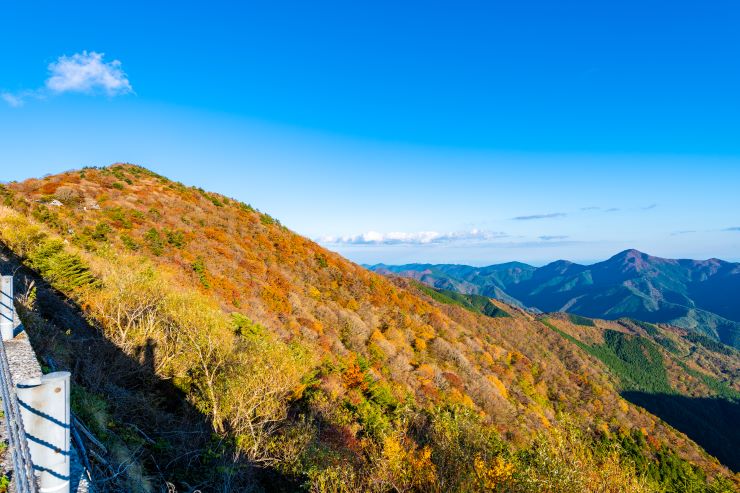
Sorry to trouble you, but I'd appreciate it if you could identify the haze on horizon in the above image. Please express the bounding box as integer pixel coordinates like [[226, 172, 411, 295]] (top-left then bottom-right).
[[2, 1, 739, 265]]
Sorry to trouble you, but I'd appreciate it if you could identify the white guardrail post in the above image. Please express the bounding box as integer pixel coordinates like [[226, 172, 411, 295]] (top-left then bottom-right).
[[1, 273, 73, 492], [0, 274, 39, 493], [17, 372, 72, 493], [0, 274, 13, 341]]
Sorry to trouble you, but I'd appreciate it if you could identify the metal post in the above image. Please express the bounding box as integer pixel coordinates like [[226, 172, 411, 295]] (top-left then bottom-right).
[[0, 275, 13, 340], [17, 372, 72, 493]]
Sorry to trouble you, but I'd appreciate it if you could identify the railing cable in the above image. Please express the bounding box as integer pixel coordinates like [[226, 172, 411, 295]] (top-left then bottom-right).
[[0, 336, 38, 493]]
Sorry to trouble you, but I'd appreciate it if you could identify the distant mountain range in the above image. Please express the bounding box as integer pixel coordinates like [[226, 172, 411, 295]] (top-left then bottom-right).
[[369, 249, 740, 348]]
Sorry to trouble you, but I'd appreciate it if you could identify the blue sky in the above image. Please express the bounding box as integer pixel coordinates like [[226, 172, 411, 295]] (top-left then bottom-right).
[[1, 1, 739, 265]]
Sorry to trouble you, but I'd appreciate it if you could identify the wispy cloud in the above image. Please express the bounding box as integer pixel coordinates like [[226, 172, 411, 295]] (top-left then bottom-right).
[[672, 227, 740, 235], [512, 212, 566, 221], [319, 229, 509, 245], [2, 51, 132, 107], [1, 90, 40, 107], [580, 204, 656, 214], [539, 235, 569, 241]]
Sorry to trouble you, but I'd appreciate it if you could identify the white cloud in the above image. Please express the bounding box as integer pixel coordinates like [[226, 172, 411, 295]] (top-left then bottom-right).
[[1, 92, 25, 107], [46, 51, 132, 95], [2, 51, 132, 106], [318, 229, 509, 246]]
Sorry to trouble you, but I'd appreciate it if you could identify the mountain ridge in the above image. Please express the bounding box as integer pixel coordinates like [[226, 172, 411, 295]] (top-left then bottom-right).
[[369, 249, 740, 348], [370, 248, 739, 273]]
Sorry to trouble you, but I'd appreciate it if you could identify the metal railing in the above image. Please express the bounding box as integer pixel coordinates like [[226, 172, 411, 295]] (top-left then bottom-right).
[[0, 329, 38, 493], [2, 273, 75, 493]]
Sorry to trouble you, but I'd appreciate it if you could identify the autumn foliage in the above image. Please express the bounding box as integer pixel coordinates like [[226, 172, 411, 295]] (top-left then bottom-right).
[[0, 165, 736, 492]]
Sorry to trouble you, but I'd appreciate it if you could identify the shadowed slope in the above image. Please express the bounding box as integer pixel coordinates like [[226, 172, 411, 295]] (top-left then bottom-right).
[[622, 393, 740, 472]]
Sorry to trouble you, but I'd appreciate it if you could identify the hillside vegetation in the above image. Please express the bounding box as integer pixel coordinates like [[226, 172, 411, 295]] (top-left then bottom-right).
[[541, 315, 740, 472], [0, 164, 736, 492]]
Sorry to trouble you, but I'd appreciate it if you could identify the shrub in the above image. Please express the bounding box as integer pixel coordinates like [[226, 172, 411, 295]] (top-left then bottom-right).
[[91, 222, 112, 242], [165, 229, 186, 248], [221, 334, 312, 464], [25, 239, 99, 291], [144, 228, 164, 255], [120, 233, 140, 251], [192, 257, 210, 288]]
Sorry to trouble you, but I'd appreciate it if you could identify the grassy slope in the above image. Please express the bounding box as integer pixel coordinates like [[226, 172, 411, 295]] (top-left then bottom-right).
[[0, 164, 736, 491]]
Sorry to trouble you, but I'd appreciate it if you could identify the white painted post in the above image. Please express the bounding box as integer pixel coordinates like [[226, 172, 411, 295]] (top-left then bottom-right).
[[17, 371, 71, 493], [0, 275, 14, 341]]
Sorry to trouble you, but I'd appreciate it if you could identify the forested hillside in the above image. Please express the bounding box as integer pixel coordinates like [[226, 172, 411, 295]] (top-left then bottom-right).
[[539, 315, 739, 471], [410, 281, 740, 472], [0, 164, 736, 492]]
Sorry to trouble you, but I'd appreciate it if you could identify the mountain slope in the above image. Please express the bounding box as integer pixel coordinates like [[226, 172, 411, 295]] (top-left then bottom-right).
[[370, 250, 740, 348], [416, 279, 740, 471], [0, 164, 737, 492], [539, 314, 740, 471]]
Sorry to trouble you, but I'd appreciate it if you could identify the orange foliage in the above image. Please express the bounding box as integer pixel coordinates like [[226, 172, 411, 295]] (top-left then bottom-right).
[[40, 181, 60, 194], [343, 361, 367, 391]]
